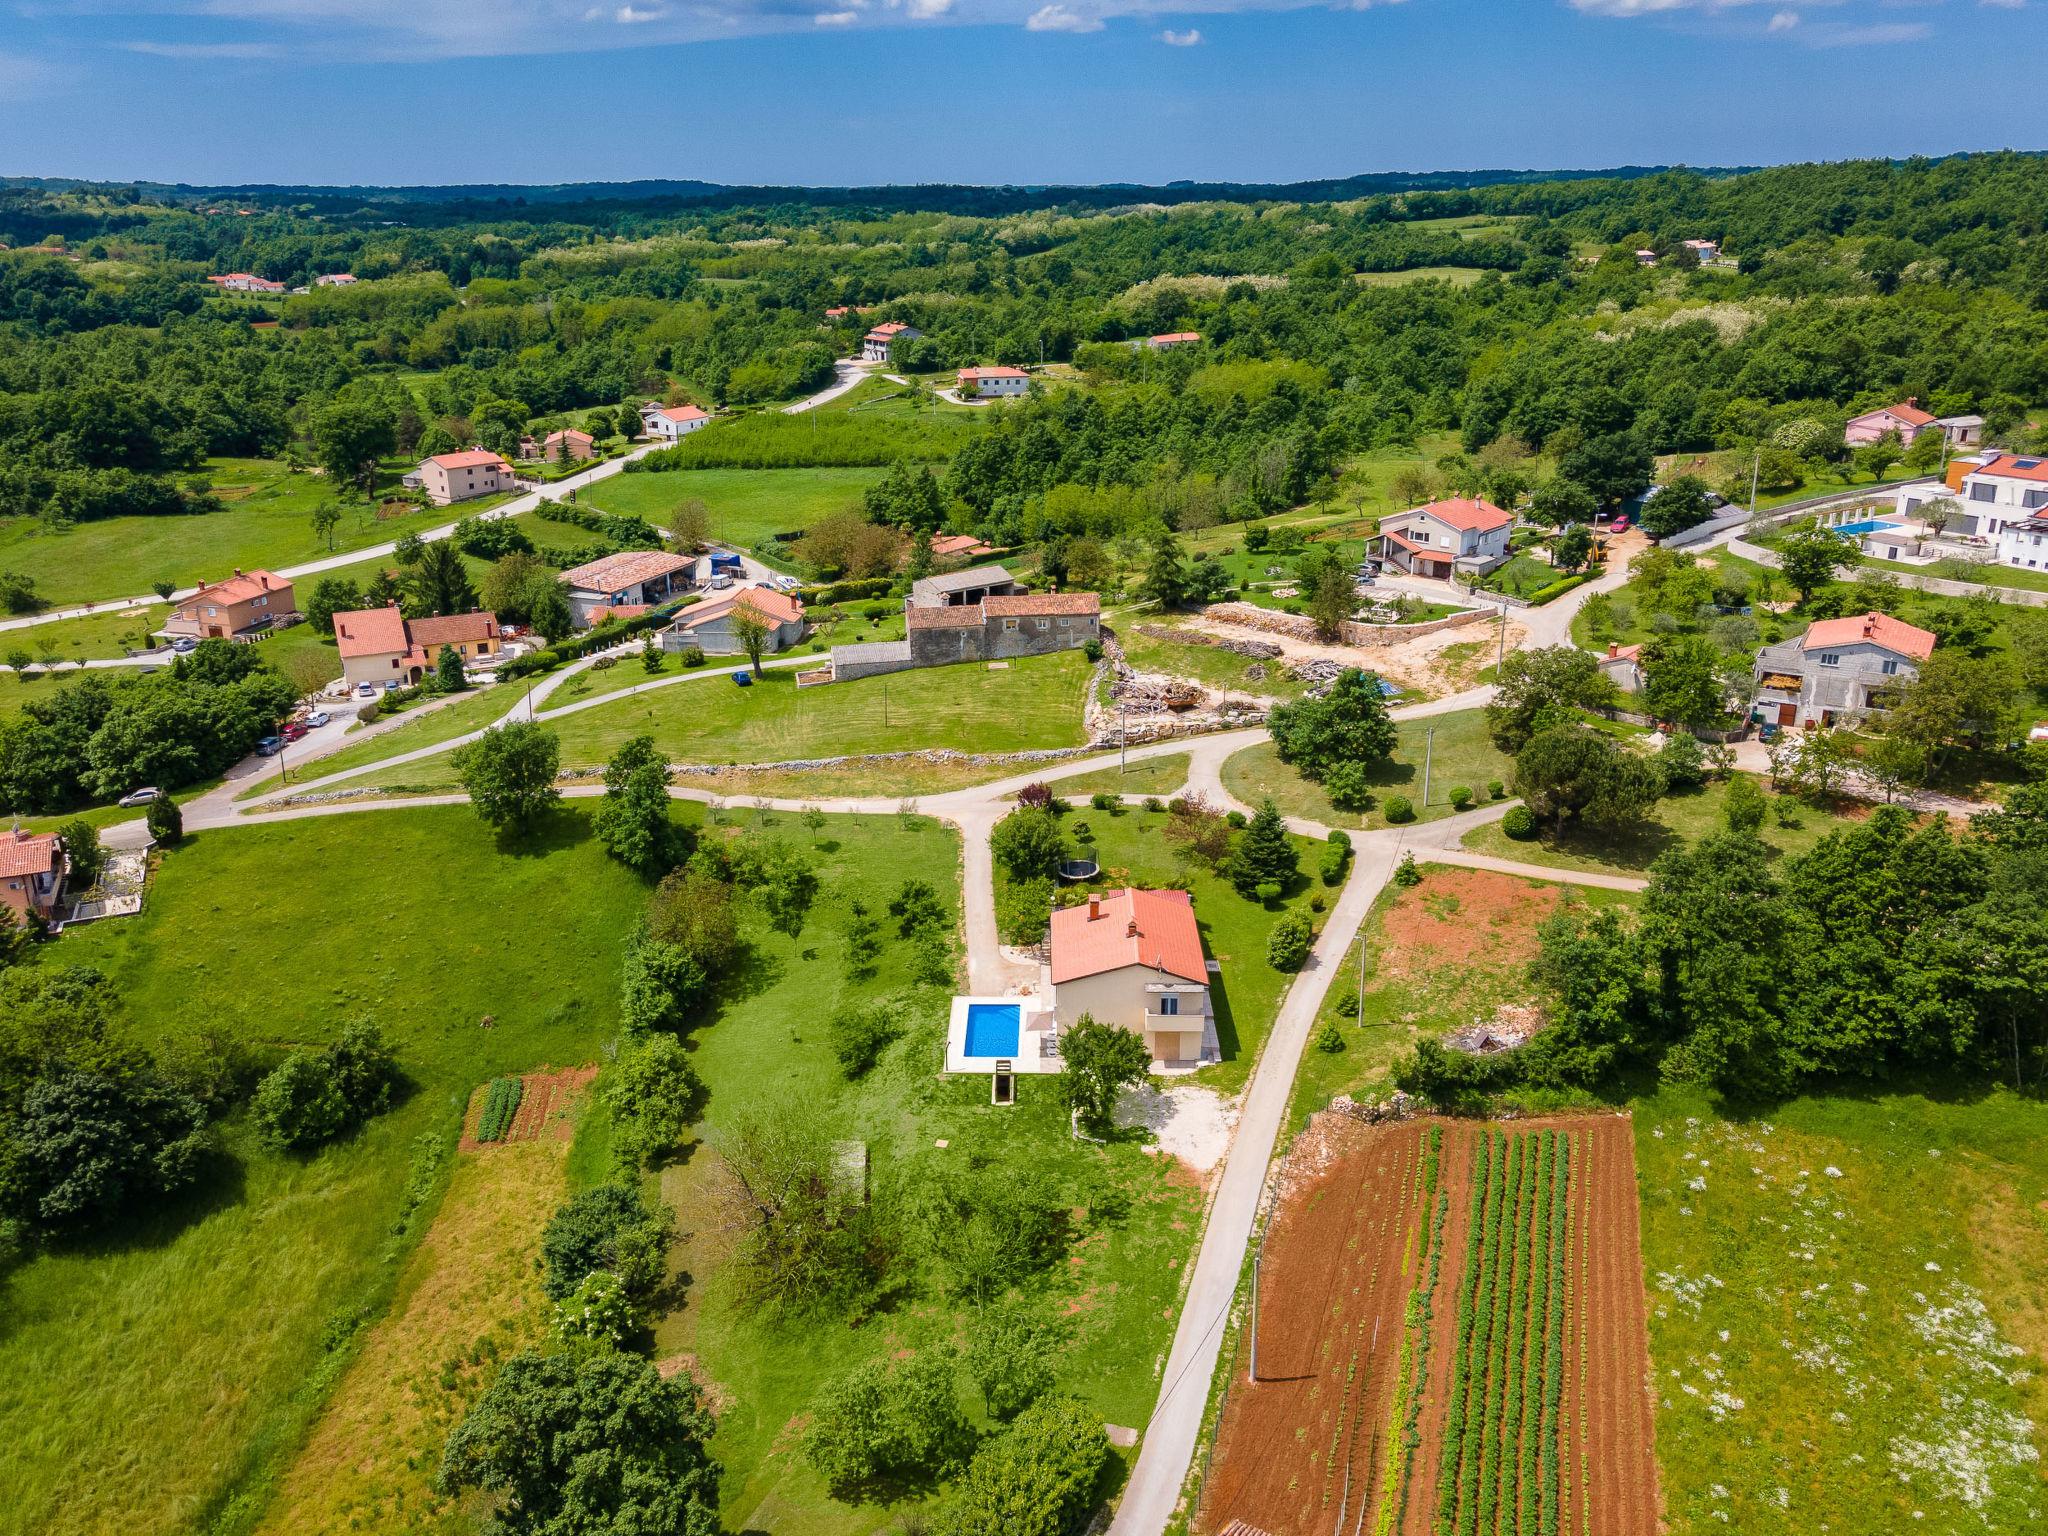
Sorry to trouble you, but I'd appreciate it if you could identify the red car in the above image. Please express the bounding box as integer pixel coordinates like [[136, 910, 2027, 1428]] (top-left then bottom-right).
[[281, 721, 310, 742]]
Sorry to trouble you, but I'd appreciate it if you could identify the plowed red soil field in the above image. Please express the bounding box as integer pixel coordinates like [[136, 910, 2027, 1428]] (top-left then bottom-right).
[[1199, 1113, 1657, 1536]]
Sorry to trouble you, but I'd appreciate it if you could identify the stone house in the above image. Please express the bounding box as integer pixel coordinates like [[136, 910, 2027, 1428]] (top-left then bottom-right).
[[662, 585, 806, 656], [1751, 611, 1936, 729]]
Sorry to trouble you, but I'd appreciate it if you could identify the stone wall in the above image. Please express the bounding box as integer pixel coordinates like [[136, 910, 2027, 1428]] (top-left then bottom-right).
[[1200, 602, 1489, 647]]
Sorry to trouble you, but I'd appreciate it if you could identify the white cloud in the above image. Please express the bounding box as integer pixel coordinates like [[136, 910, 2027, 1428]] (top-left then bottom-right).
[[1979, 0, 2024, 8], [124, 41, 284, 58], [1160, 26, 1203, 43], [1026, 4, 1103, 30], [1798, 20, 1930, 45], [814, 8, 859, 20], [904, 0, 953, 14], [1766, 10, 1798, 30], [614, 3, 666, 20]]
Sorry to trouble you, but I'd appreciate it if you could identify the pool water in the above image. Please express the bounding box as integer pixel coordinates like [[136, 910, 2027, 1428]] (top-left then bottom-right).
[[1833, 519, 1900, 538], [963, 1002, 1022, 1058]]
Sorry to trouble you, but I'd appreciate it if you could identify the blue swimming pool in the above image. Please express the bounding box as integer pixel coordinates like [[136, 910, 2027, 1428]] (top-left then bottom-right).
[[963, 1002, 1022, 1058], [1833, 519, 1900, 538]]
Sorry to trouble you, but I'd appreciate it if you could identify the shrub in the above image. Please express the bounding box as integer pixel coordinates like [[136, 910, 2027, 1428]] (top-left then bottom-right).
[[1502, 805, 1537, 839], [1335, 991, 1360, 1017], [551, 1268, 634, 1347], [1392, 853, 1423, 887], [1314, 1020, 1346, 1053], [145, 795, 183, 846], [1487, 779, 1506, 800], [1143, 796, 1163, 813], [541, 1182, 671, 1300], [803, 1349, 971, 1496], [829, 997, 904, 1080], [1327, 829, 1351, 850], [1318, 840, 1350, 886], [1089, 791, 1116, 811], [943, 1396, 1110, 1536], [251, 1052, 346, 1151], [1225, 810, 1247, 829], [1081, 637, 1104, 662], [1267, 910, 1314, 971], [1324, 759, 1375, 813], [1449, 785, 1474, 809], [607, 1034, 706, 1164], [1383, 794, 1415, 824], [679, 644, 705, 668]]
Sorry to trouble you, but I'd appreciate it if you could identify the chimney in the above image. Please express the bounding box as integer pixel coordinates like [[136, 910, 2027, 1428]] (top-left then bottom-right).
[[1127, 919, 1140, 939], [1088, 894, 1101, 921], [1607, 643, 1619, 659]]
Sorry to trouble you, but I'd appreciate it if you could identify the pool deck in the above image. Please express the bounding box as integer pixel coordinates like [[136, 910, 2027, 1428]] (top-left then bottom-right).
[[946, 993, 1061, 1074]]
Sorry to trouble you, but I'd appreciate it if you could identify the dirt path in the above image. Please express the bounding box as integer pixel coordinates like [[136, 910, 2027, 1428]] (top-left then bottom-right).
[[1184, 613, 1511, 698]]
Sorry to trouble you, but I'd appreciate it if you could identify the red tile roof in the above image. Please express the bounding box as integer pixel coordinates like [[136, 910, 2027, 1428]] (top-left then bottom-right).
[[1801, 611, 1937, 662], [190, 568, 291, 607], [0, 830, 60, 880], [1050, 887, 1207, 986], [425, 449, 509, 471], [1414, 497, 1512, 534], [543, 428, 593, 446], [959, 366, 1027, 382], [1853, 400, 1936, 429], [982, 591, 1100, 617], [931, 533, 995, 558], [867, 321, 911, 337], [559, 550, 694, 592], [1971, 453, 2048, 485], [674, 586, 804, 630], [332, 605, 411, 658], [650, 404, 710, 424], [907, 604, 984, 630], [582, 604, 649, 626], [1149, 331, 1201, 345], [407, 612, 500, 648]]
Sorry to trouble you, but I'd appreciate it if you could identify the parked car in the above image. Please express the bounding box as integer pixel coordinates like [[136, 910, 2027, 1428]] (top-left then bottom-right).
[[170, 636, 198, 653], [731, 671, 753, 688], [355, 682, 377, 700], [384, 679, 401, 692], [305, 709, 332, 728], [281, 722, 309, 742], [255, 735, 284, 756], [709, 574, 734, 590], [116, 787, 162, 808]]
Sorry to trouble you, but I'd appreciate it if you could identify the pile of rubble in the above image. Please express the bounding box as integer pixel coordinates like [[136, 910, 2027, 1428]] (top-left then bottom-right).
[[1328, 1091, 1415, 1124], [1443, 1003, 1545, 1056], [1287, 658, 1344, 694], [1131, 624, 1283, 661]]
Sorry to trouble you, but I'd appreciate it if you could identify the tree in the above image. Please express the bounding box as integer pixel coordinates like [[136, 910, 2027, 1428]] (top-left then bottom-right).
[[1486, 645, 1616, 752], [728, 833, 821, 938], [439, 1348, 721, 1536], [403, 539, 478, 618], [1776, 521, 1858, 604], [1553, 523, 1594, 574], [541, 1182, 672, 1300], [1268, 668, 1397, 782], [1228, 799, 1299, 896], [1722, 771, 1767, 833], [1141, 534, 1189, 610], [1295, 546, 1354, 641], [1162, 792, 1231, 868], [729, 605, 771, 679], [668, 497, 711, 551], [527, 578, 574, 643], [607, 1034, 705, 1167], [646, 867, 742, 975], [1917, 495, 1961, 537], [3, 1068, 208, 1234], [1867, 733, 1928, 801], [889, 878, 949, 938], [991, 805, 1066, 881], [145, 794, 183, 846], [433, 642, 467, 693], [939, 1395, 1109, 1536], [1514, 725, 1663, 831], [58, 819, 103, 891], [1267, 909, 1314, 971], [802, 1349, 970, 1496], [709, 1113, 888, 1312], [1556, 431, 1651, 508], [1530, 477, 1598, 527], [594, 735, 681, 875], [1639, 634, 1729, 729], [309, 500, 342, 551], [828, 996, 902, 1078], [1767, 726, 1855, 801], [311, 400, 395, 498], [968, 1302, 1062, 1420], [479, 552, 548, 622], [1056, 1015, 1151, 1133], [452, 721, 560, 834], [250, 1051, 346, 1151], [1886, 652, 2023, 775], [1639, 476, 1714, 539]]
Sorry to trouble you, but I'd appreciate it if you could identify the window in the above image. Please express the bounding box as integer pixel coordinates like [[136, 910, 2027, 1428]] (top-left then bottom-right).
[[1157, 995, 1179, 1016], [1819, 652, 1840, 667], [1881, 659, 1899, 676], [1036, 618, 1050, 631], [1002, 618, 1018, 632], [1971, 483, 1997, 502], [2026, 490, 2048, 511]]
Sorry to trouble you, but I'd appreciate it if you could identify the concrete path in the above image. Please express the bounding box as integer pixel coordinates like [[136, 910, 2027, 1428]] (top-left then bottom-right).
[[781, 358, 873, 413]]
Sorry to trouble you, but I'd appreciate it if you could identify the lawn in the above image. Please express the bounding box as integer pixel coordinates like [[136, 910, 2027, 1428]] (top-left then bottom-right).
[[0, 458, 459, 608], [578, 466, 885, 552], [1854, 551, 2048, 595], [1057, 750, 1194, 799], [1479, 550, 1565, 599], [1220, 709, 1514, 830], [2, 805, 658, 1536], [1117, 624, 1308, 702], [996, 803, 1324, 1096], [1571, 546, 1776, 651], [545, 651, 1093, 774], [2, 604, 169, 664], [1353, 266, 1487, 287], [813, 374, 980, 416], [1461, 775, 1880, 875], [238, 683, 517, 799], [1634, 1083, 2048, 1536], [639, 806, 1204, 1535]]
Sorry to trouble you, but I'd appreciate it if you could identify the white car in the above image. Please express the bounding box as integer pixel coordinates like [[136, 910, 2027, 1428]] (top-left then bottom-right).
[[355, 682, 378, 700], [117, 787, 162, 808], [304, 710, 332, 728], [708, 574, 734, 590]]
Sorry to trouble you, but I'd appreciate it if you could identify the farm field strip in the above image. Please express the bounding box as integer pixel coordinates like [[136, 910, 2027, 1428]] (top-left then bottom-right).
[[1201, 1116, 1657, 1536]]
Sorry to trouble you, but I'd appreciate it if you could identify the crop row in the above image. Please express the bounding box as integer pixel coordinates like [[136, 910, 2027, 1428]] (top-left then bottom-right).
[[1372, 1126, 1447, 1536], [476, 1075, 524, 1142], [1327, 1139, 1413, 1518], [1435, 1127, 1502, 1536], [1538, 1133, 1571, 1536]]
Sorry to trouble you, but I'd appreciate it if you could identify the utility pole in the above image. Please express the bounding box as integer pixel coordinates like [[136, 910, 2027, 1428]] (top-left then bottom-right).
[[1249, 1222, 1264, 1383], [1496, 597, 1509, 674], [1422, 726, 1434, 809], [1120, 699, 1129, 772]]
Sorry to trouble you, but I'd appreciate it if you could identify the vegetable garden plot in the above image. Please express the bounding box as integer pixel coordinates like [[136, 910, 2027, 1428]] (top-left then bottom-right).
[[460, 1065, 598, 1148], [1199, 1114, 1657, 1536]]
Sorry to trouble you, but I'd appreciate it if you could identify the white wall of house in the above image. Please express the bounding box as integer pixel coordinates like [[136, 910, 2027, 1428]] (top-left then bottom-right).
[[1049, 965, 1210, 1062]]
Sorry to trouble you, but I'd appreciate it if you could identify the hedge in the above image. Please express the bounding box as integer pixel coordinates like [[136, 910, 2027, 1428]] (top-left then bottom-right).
[[496, 601, 695, 679], [1524, 574, 1588, 606], [796, 576, 896, 606]]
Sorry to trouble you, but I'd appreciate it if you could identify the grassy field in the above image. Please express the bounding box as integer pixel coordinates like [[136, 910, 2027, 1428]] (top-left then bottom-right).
[[578, 466, 885, 550], [672, 756, 1028, 802], [1117, 624, 1309, 702], [238, 684, 517, 799], [1853, 551, 2048, 594], [1221, 709, 1514, 830], [2, 806, 656, 1536], [641, 807, 1203, 1534], [813, 373, 979, 416], [2, 604, 169, 663], [0, 458, 463, 608], [1462, 775, 1879, 875], [1353, 266, 1487, 287], [997, 803, 1323, 1096], [1570, 545, 1775, 651], [1058, 751, 1194, 799], [1635, 1083, 2048, 1536]]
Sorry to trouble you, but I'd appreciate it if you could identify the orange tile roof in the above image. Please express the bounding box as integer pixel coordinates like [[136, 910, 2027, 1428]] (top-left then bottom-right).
[[931, 533, 994, 558], [559, 550, 694, 592], [1050, 887, 1207, 986], [1854, 400, 1936, 429], [191, 568, 291, 606], [651, 404, 710, 423], [1801, 611, 1937, 662], [907, 604, 983, 630], [332, 605, 410, 658], [543, 428, 593, 446], [0, 830, 60, 880], [982, 591, 1100, 617], [425, 449, 509, 470], [583, 604, 649, 625], [674, 586, 804, 630], [407, 612, 500, 648], [1150, 331, 1201, 344], [1414, 497, 1512, 534], [959, 366, 1027, 382], [1972, 453, 2048, 485]]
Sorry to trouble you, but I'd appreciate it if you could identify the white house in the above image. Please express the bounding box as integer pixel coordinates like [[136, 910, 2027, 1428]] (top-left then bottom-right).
[[640, 404, 712, 443], [1897, 452, 2048, 559], [207, 272, 286, 293], [558, 550, 695, 628], [860, 321, 920, 363], [1376, 497, 1513, 579], [1047, 887, 1214, 1067], [314, 273, 359, 287], [1681, 239, 1720, 262], [957, 366, 1028, 399]]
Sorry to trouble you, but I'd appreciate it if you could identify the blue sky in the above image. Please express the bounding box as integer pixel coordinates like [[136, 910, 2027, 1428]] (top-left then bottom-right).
[[2, 1, 2042, 186]]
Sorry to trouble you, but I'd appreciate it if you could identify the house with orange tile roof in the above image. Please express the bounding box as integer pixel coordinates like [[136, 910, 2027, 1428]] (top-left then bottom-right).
[[860, 320, 920, 363], [1376, 497, 1514, 579], [1844, 398, 1936, 447], [1047, 887, 1213, 1065], [1143, 331, 1201, 349], [558, 550, 695, 628], [663, 584, 806, 656], [163, 569, 296, 639], [829, 564, 1100, 680], [1751, 612, 1936, 729], [640, 403, 712, 443], [333, 604, 502, 689], [406, 449, 514, 506], [957, 365, 1028, 399], [930, 532, 997, 561], [0, 828, 68, 923]]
